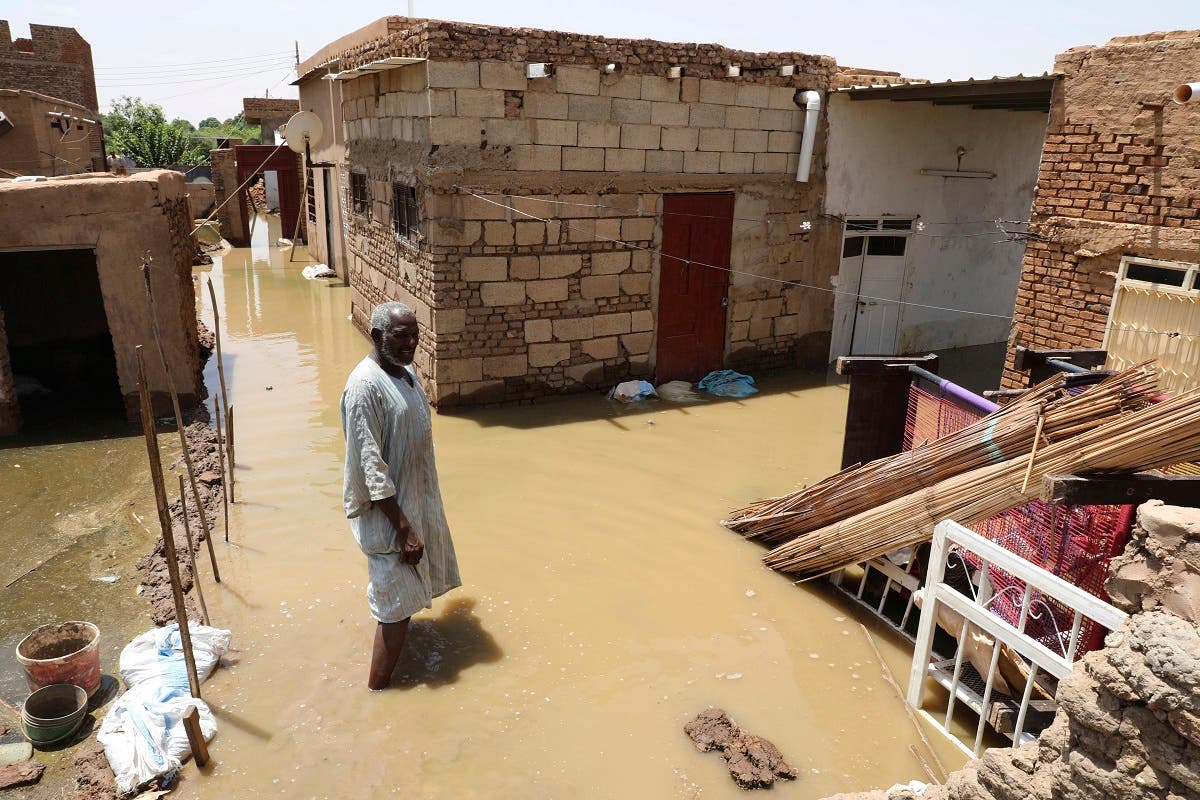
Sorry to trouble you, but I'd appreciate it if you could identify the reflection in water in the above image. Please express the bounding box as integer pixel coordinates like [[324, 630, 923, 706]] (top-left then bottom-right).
[[392, 597, 503, 690], [186, 215, 965, 800]]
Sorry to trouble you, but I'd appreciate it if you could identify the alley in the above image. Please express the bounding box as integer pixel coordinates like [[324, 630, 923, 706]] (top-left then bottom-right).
[[182, 216, 963, 798]]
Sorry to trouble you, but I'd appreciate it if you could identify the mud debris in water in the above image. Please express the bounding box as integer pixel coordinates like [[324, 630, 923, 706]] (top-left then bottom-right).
[[684, 708, 798, 789]]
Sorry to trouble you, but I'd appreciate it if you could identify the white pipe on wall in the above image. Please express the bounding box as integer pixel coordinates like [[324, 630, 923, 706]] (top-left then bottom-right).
[[795, 90, 822, 183]]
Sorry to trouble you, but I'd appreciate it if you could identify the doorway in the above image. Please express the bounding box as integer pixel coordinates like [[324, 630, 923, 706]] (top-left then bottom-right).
[[655, 193, 734, 383], [0, 249, 123, 427], [322, 169, 337, 273], [838, 219, 912, 356]]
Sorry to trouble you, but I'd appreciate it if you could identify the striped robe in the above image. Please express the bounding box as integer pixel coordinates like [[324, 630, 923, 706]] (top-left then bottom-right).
[[341, 357, 461, 623]]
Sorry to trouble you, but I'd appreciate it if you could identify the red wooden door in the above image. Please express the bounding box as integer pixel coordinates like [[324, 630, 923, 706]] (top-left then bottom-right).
[[656, 193, 734, 383]]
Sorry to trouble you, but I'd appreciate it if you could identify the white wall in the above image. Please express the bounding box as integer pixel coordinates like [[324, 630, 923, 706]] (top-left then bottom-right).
[[824, 95, 1047, 357]]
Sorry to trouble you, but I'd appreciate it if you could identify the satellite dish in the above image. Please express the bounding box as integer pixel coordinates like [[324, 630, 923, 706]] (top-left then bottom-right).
[[282, 111, 324, 153]]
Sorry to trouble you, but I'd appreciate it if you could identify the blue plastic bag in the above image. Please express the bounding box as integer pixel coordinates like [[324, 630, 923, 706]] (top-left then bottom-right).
[[697, 370, 758, 398]]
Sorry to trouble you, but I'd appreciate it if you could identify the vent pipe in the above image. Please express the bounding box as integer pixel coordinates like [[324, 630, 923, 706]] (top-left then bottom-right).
[[794, 90, 821, 183]]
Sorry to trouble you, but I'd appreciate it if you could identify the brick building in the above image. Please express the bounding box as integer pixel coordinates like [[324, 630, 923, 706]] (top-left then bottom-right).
[[302, 17, 840, 407], [0, 20, 103, 174], [1003, 31, 1200, 394], [242, 96, 300, 146]]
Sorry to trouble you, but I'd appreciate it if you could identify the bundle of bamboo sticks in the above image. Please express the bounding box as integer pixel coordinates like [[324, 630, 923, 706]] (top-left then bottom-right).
[[764, 387, 1200, 577], [724, 366, 1158, 545]]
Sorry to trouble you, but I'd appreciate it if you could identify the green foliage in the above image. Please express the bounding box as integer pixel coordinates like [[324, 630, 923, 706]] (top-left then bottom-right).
[[104, 100, 264, 167], [104, 96, 187, 168]]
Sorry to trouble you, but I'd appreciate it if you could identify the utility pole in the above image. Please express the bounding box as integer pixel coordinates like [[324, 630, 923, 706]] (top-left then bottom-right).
[[295, 41, 300, 67]]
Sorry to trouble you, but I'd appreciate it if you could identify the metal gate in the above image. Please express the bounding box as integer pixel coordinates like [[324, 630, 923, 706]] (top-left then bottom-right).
[[1104, 256, 1200, 395]]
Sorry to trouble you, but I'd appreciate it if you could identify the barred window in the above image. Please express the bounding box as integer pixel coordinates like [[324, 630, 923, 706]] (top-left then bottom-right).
[[393, 183, 418, 242], [350, 172, 369, 216]]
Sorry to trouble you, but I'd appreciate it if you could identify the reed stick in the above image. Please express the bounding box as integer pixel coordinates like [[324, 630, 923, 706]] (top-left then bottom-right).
[[727, 367, 1158, 546], [766, 388, 1200, 577], [213, 399, 229, 537], [136, 346, 201, 699], [861, 623, 948, 782], [1019, 412, 1046, 495], [179, 475, 210, 626], [205, 277, 233, 509], [227, 404, 236, 501]]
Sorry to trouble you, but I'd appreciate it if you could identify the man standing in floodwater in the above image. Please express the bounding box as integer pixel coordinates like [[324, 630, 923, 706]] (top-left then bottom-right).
[[341, 301, 461, 690]]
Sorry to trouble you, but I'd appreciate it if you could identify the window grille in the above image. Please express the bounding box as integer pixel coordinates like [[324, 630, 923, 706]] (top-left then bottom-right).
[[392, 184, 418, 242], [350, 172, 369, 216]]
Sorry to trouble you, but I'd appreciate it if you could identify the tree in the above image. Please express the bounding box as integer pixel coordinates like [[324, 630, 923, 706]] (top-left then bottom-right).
[[170, 118, 196, 133], [104, 97, 188, 168], [199, 117, 221, 129]]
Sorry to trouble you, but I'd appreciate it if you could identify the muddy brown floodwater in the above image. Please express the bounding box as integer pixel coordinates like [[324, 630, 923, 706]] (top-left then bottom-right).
[[182, 215, 965, 799]]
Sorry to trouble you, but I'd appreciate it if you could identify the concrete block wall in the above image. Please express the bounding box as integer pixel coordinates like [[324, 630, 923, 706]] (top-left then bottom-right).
[[420, 59, 807, 178], [1002, 30, 1200, 389]]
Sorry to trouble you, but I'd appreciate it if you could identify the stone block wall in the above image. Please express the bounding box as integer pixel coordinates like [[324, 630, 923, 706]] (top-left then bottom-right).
[[335, 18, 838, 406], [1002, 30, 1200, 389]]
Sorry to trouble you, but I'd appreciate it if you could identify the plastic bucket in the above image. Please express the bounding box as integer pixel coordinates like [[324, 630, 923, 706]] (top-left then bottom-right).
[[21, 683, 88, 746], [16, 621, 101, 697]]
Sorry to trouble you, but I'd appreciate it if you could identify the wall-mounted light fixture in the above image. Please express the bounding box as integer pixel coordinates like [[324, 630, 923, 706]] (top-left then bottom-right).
[[526, 62, 554, 79], [779, 65, 796, 77], [667, 65, 683, 79], [602, 63, 620, 74], [726, 65, 741, 78]]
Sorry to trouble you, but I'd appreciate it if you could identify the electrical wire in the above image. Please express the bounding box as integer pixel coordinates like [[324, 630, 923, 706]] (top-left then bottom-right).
[[95, 51, 295, 72], [190, 141, 288, 236], [96, 62, 296, 88], [484, 192, 1031, 234], [145, 66, 298, 103], [454, 186, 1015, 320]]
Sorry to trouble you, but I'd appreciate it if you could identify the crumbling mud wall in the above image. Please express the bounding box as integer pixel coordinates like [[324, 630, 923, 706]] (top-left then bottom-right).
[[0, 171, 201, 425], [335, 18, 839, 407], [1002, 30, 1200, 389], [0, 309, 17, 435], [822, 502, 1200, 800]]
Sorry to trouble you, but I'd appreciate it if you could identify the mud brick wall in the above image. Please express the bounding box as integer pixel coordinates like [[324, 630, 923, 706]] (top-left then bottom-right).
[[339, 18, 838, 407], [242, 97, 300, 122], [0, 172, 201, 423], [1002, 30, 1200, 389], [0, 21, 98, 113]]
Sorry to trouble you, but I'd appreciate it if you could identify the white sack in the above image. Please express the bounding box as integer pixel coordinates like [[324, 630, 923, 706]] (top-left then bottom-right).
[[118, 623, 230, 693]]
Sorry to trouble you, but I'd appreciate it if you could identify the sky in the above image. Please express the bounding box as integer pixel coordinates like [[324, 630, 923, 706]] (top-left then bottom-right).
[[6, 0, 1200, 124]]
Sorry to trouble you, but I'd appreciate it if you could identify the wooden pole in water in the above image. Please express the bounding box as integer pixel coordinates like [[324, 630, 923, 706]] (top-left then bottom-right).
[[213, 400, 230, 534], [227, 404, 236, 480], [204, 279, 230, 438], [141, 258, 221, 583], [137, 346, 201, 699], [205, 277, 234, 512], [182, 706, 209, 767], [180, 475, 212, 626]]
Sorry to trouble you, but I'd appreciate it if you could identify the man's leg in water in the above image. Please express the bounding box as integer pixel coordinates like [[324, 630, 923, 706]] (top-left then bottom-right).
[[368, 618, 410, 690]]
